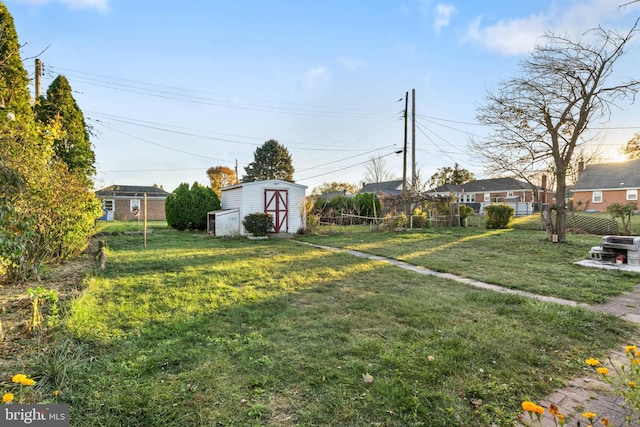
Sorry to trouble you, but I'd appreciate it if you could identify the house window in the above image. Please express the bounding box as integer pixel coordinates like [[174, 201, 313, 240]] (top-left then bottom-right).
[[592, 191, 603, 203], [102, 200, 114, 211], [507, 192, 514, 197], [484, 193, 490, 202], [628, 190, 638, 201], [130, 199, 141, 213]]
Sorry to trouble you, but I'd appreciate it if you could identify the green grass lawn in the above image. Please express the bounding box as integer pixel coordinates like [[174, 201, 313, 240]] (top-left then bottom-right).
[[302, 217, 640, 305], [26, 224, 638, 426]]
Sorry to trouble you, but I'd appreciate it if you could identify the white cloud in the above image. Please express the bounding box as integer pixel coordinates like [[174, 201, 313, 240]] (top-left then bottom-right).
[[463, 0, 640, 56], [13, 0, 109, 12], [302, 66, 331, 89], [433, 3, 456, 34], [464, 14, 546, 55], [339, 56, 363, 71], [419, 0, 456, 34]]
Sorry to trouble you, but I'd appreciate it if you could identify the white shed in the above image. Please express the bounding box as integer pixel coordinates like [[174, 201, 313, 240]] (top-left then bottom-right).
[[206, 209, 240, 236], [220, 179, 307, 236]]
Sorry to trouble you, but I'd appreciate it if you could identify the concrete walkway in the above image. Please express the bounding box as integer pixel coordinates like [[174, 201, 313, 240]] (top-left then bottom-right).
[[303, 242, 640, 427]]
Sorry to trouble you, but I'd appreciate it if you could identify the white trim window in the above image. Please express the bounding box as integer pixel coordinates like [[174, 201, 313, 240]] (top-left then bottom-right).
[[130, 199, 141, 213], [592, 191, 603, 203], [627, 189, 638, 201]]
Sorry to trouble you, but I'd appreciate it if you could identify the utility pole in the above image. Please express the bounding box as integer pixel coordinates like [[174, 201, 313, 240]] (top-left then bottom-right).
[[402, 91, 408, 195], [35, 59, 43, 99], [411, 88, 416, 192], [235, 159, 239, 184]]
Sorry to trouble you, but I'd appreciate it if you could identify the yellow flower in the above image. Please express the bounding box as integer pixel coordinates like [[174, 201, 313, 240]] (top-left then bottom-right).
[[2, 392, 14, 403], [629, 381, 636, 388], [585, 358, 601, 366], [601, 418, 610, 426], [582, 411, 598, 421], [557, 413, 566, 426], [633, 358, 640, 365], [53, 390, 60, 396], [428, 355, 435, 362], [11, 373, 27, 384], [625, 345, 637, 354], [549, 402, 559, 416], [532, 404, 544, 415], [522, 401, 537, 412], [597, 367, 609, 376]]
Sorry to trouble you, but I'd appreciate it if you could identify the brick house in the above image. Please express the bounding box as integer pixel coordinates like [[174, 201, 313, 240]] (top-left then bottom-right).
[[95, 185, 170, 221], [571, 159, 640, 212], [429, 177, 546, 216]]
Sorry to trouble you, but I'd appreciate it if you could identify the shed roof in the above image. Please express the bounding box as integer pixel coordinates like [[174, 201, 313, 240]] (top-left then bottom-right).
[[222, 179, 307, 192], [572, 159, 640, 191], [95, 185, 170, 198]]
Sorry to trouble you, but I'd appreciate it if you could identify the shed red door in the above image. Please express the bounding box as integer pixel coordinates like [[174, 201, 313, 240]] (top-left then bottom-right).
[[264, 189, 289, 233]]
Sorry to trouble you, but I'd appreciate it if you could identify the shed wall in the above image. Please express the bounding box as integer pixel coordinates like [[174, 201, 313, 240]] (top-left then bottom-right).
[[221, 180, 307, 235]]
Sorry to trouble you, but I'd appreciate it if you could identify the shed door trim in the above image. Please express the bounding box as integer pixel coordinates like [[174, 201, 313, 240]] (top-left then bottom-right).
[[264, 189, 289, 233]]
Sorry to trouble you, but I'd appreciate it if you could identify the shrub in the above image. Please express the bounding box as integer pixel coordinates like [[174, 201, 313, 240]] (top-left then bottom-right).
[[485, 204, 514, 229], [243, 212, 274, 236], [393, 212, 409, 228], [354, 193, 380, 218], [411, 208, 429, 228], [607, 202, 637, 235], [165, 182, 221, 231], [459, 204, 475, 226]]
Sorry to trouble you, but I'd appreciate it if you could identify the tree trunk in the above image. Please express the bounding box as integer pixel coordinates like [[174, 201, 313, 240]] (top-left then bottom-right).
[[555, 174, 567, 242]]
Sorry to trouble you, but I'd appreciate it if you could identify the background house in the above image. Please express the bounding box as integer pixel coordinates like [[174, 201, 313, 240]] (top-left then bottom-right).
[[571, 159, 640, 212], [96, 185, 169, 221], [359, 180, 404, 197], [359, 179, 404, 212], [430, 177, 544, 216], [209, 179, 307, 236]]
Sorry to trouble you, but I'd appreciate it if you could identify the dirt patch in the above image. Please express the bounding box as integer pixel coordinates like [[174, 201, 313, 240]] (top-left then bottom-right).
[[0, 251, 96, 365]]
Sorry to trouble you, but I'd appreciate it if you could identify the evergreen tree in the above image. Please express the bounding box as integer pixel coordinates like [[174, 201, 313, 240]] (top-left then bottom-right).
[[165, 182, 221, 231], [0, 3, 101, 282], [242, 139, 294, 182], [0, 3, 32, 122], [35, 75, 96, 178]]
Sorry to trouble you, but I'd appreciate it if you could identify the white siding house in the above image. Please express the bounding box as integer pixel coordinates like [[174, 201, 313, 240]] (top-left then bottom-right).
[[219, 179, 307, 236]]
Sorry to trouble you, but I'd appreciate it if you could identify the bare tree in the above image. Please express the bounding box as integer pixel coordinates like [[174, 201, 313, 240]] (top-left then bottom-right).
[[622, 133, 640, 159], [363, 155, 395, 184], [470, 21, 640, 242]]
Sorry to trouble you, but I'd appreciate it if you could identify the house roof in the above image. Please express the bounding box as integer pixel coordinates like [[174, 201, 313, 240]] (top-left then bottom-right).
[[430, 177, 536, 194], [317, 190, 353, 200], [572, 159, 640, 191], [95, 185, 170, 198], [360, 180, 404, 195]]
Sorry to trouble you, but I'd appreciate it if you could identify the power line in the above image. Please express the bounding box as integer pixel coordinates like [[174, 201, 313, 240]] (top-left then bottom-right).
[[89, 112, 390, 152], [297, 149, 403, 182], [48, 65, 398, 119], [93, 121, 235, 163]]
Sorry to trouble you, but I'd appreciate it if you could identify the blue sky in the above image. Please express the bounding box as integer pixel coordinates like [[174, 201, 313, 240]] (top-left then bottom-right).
[[6, 0, 640, 192]]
